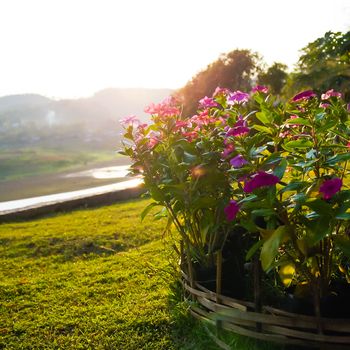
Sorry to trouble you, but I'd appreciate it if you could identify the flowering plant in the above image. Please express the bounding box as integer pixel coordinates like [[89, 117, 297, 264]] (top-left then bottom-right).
[[120, 87, 350, 306]]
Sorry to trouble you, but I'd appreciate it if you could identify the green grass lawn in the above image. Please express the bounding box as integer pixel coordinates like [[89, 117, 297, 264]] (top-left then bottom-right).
[[0, 199, 283, 349]]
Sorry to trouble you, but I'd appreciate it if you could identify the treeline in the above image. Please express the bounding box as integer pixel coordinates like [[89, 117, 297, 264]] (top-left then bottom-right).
[[176, 31, 350, 116]]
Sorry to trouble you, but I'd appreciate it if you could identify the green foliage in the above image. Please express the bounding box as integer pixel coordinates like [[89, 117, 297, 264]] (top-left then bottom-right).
[[258, 62, 288, 95], [290, 31, 350, 100]]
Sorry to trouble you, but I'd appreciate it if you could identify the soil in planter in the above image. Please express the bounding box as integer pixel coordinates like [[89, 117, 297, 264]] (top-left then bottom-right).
[[192, 226, 250, 299], [277, 281, 350, 318]]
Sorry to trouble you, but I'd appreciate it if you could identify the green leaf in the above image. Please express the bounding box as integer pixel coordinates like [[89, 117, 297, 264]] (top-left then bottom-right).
[[279, 263, 296, 287], [283, 139, 313, 151], [183, 151, 197, 164], [305, 216, 332, 245], [273, 158, 287, 179], [252, 208, 276, 217], [305, 199, 332, 217], [262, 153, 283, 166], [325, 153, 350, 165], [335, 212, 350, 220], [253, 125, 273, 135], [260, 226, 289, 271], [256, 111, 272, 125], [140, 202, 161, 221], [149, 186, 165, 202], [238, 194, 258, 204], [280, 181, 308, 194], [192, 197, 217, 211], [286, 117, 311, 126], [246, 239, 264, 261]]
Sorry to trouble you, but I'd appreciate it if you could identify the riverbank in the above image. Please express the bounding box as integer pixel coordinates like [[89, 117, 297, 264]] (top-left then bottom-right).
[[0, 157, 131, 202]]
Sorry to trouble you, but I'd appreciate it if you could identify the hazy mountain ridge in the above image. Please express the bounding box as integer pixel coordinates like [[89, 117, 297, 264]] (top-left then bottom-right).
[[0, 88, 173, 149]]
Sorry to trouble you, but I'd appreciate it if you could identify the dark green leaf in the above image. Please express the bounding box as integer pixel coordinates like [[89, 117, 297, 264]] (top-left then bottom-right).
[[252, 209, 276, 217], [305, 199, 333, 217], [280, 181, 308, 194], [246, 239, 264, 261], [273, 158, 287, 179], [334, 235, 350, 258], [325, 153, 350, 165]]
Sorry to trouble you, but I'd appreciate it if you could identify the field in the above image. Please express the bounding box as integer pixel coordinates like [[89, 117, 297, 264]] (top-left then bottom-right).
[[0, 199, 282, 349], [0, 148, 130, 201], [0, 147, 120, 181]]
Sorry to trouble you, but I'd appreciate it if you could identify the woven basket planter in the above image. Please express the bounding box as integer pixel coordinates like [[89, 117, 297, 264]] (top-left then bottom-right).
[[181, 251, 350, 349]]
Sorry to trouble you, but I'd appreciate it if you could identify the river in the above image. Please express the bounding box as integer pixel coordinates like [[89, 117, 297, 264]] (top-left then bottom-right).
[[0, 165, 143, 214]]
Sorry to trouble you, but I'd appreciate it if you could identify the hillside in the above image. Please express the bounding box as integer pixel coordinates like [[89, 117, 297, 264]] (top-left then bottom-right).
[[0, 88, 173, 150]]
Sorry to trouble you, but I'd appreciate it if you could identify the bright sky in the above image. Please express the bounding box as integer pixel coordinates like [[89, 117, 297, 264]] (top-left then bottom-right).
[[0, 0, 349, 99]]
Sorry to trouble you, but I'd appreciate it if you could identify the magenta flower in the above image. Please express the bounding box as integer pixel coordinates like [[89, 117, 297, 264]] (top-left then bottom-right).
[[227, 90, 250, 105], [320, 102, 330, 109], [243, 171, 280, 193], [319, 178, 342, 200], [221, 143, 235, 158], [252, 85, 269, 94], [292, 90, 316, 102], [224, 200, 240, 222], [199, 96, 218, 108], [321, 89, 342, 100], [120, 114, 140, 126], [230, 154, 248, 168], [226, 117, 250, 137]]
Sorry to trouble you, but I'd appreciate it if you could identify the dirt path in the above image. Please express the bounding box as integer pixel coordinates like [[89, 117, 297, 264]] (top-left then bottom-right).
[[0, 157, 131, 202]]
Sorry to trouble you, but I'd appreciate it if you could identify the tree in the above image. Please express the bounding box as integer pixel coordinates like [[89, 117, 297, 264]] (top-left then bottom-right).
[[176, 49, 260, 116], [257, 62, 288, 95], [291, 31, 350, 100]]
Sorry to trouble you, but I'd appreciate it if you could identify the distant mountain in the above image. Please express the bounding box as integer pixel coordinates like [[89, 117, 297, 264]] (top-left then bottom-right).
[[0, 94, 51, 113], [0, 88, 173, 150]]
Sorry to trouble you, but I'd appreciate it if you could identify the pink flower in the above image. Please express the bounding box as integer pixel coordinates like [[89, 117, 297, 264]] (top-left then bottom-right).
[[182, 131, 198, 142], [347, 141, 350, 148], [120, 115, 140, 126], [227, 91, 250, 105], [144, 97, 180, 117], [175, 120, 191, 130], [321, 89, 342, 100], [213, 86, 231, 97], [292, 90, 316, 102], [190, 110, 215, 126], [226, 117, 250, 137], [230, 154, 248, 168], [199, 96, 218, 108], [243, 171, 280, 193], [252, 85, 269, 93], [147, 131, 161, 149], [224, 200, 240, 222], [319, 178, 342, 200]]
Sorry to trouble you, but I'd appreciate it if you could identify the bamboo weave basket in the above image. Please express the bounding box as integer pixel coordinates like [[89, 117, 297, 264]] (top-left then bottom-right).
[[181, 255, 350, 349]]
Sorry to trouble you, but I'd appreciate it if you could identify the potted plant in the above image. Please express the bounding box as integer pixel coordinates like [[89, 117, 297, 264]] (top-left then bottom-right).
[[120, 87, 350, 320]]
